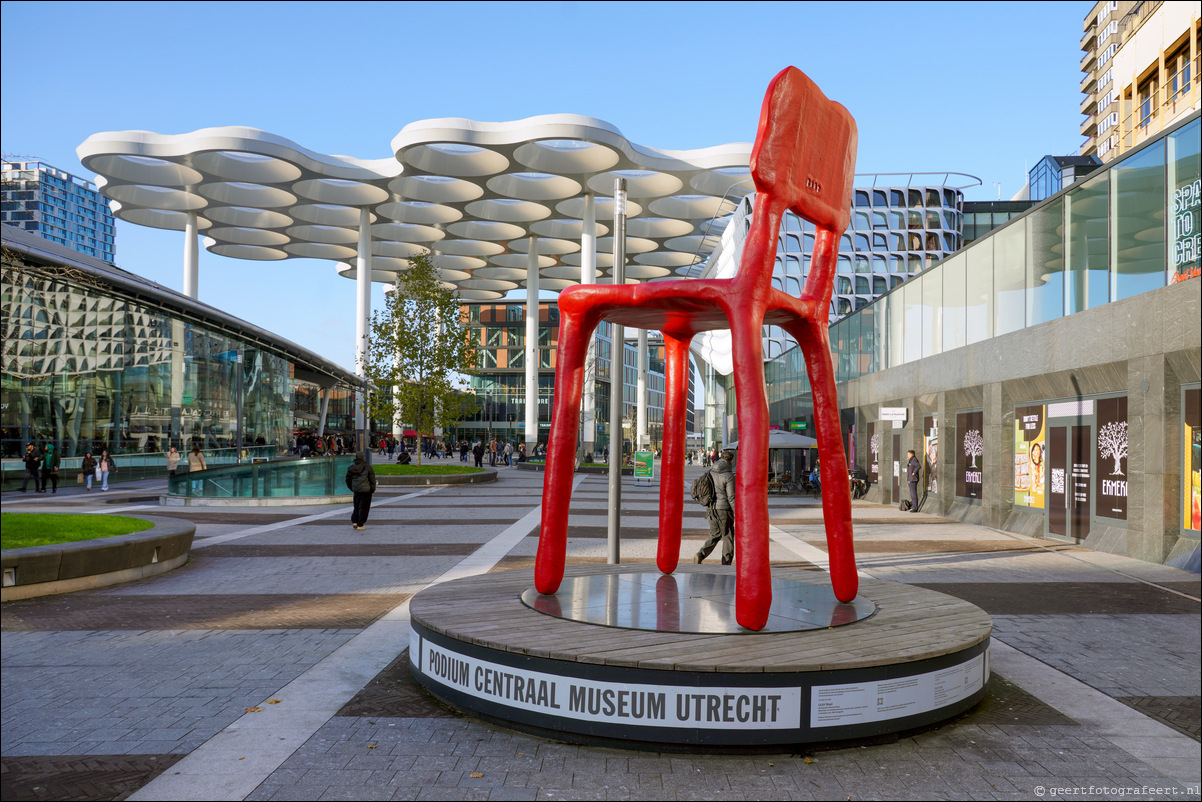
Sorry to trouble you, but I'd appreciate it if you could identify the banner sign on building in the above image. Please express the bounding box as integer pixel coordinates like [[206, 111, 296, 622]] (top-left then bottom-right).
[[1095, 396, 1128, 520], [1186, 388, 1200, 532], [1014, 405, 1046, 508], [923, 415, 938, 495], [1170, 175, 1200, 284], [867, 421, 879, 483], [956, 411, 984, 499]]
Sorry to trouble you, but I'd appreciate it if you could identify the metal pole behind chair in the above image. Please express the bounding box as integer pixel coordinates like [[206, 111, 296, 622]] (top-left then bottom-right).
[[606, 178, 627, 565]]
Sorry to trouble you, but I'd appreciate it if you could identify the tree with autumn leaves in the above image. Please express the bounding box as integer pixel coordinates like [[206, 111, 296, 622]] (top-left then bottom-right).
[[361, 251, 479, 466]]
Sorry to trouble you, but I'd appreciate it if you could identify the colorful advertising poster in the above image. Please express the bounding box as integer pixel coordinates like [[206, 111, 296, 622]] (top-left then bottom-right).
[[1186, 388, 1200, 532], [867, 421, 879, 483], [1095, 396, 1128, 520], [1014, 405, 1046, 508], [956, 411, 983, 500], [633, 451, 654, 481], [923, 415, 938, 495]]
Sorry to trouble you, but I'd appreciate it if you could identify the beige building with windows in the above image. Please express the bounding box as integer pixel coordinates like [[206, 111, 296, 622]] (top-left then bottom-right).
[[1082, 0, 1200, 162]]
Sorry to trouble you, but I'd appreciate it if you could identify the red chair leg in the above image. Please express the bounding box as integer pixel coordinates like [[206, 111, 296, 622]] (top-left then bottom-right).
[[728, 309, 772, 631], [535, 307, 598, 594], [656, 332, 692, 575], [790, 317, 858, 603]]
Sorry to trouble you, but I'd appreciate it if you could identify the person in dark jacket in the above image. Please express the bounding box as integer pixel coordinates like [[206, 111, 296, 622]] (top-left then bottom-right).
[[694, 450, 737, 565], [40, 443, 59, 493], [906, 449, 921, 512], [19, 443, 41, 492], [345, 453, 377, 531], [80, 451, 98, 491]]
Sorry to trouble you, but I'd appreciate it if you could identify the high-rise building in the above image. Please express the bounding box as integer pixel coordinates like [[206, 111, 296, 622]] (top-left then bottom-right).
[[1, 160, 116, 262], [1080, 0, 1139, 160], [1081, 0, 1200, 161]]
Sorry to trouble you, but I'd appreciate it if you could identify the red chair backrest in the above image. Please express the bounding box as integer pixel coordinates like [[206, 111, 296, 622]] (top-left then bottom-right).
[[749, 67, 857, 234]]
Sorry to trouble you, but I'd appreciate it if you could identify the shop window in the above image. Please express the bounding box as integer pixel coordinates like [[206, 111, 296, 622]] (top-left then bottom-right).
[[1112, 140, 1166, 300]]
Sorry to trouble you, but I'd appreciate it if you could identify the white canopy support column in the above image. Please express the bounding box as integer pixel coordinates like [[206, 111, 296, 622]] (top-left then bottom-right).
[[636, 329, 648, 450], [355, 207, 372, 440], [182, 211, 198, 299], [525, 237, 540, 454], [580, 194, 597, 462]]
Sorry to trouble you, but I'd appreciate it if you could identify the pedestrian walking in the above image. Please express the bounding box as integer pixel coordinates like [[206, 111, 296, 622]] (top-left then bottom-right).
[[694, 450, 736, 565], [81, 451, 97, 491], [98, 450, 116, 491], [188, 444, 207, 473], [504, 441, 513, 467], [472, 440, 484, 468], [345, 453, 377, 531], [40, 443, 59, 493], [166, 446, 181, 477], [19, 443, 41, 492]]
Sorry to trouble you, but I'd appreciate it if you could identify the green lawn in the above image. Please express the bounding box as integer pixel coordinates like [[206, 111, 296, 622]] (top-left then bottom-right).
[[372, 464, 483, 476], [1, 513, 153, 550]]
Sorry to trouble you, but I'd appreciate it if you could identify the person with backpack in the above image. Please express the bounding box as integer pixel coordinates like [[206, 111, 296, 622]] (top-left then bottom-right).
[[693, 450, 737, 565], [345, 452, 377, 530]]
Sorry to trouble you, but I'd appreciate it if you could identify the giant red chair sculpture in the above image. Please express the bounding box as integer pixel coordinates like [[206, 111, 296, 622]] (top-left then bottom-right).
[[535, 66, 859, 631]]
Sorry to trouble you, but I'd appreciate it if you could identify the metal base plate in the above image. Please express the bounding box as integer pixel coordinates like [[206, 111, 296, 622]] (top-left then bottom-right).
[[521, 570, 877, 634]]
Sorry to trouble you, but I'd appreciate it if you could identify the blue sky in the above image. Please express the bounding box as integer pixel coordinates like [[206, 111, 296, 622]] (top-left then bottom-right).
[[2, 0, 1088, 370]]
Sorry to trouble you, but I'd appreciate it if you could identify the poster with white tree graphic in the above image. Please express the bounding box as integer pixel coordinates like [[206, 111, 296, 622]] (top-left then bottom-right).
[[956, 411, 984, 499], [1095, 396, 1129, 520], [1098, 421, 1128, 475], [963, 430, 983, 468], [870, 434, 881, 460]]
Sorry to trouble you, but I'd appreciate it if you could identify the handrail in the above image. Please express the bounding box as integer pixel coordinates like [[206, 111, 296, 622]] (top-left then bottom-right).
[[167, 454, 356, 498]]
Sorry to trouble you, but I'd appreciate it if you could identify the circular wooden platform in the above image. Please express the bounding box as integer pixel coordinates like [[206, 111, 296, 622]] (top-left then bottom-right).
[[409, 564, 993, 748]]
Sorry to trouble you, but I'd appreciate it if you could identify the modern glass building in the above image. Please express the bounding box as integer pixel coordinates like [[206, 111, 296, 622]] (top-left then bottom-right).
[[457, 300, 693, 453], [1, 224, 360, 461], [722, 111, 1201, 569], [1, 160, 116, 263], [699, 176, 978, 365]]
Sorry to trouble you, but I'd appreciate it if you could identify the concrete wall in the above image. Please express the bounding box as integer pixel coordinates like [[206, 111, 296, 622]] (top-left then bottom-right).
[[840, 278, 1201, 570]]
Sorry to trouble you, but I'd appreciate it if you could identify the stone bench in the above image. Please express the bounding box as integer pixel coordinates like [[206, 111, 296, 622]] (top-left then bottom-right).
[[1, 516, 195, 601]]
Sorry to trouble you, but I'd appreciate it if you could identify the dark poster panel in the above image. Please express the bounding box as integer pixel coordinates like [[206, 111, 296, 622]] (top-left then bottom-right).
[[1072, 425, 1092, 540], [1095, 396, 1128, 520], [923, 414, 938, 494], [1186, 388, 1200, 532], [1048, 426, 1068, 536], [867, 421, 879, 483], [956, 411, 983, 499], [892, 433, 901, 500]]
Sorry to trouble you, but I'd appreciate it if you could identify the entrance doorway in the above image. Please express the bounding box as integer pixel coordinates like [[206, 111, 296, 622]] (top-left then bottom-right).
[[1047, 423, 1092, 541]]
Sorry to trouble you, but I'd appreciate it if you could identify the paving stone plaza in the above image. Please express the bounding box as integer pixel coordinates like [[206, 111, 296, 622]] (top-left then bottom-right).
[[1, 466, 1198, 801]]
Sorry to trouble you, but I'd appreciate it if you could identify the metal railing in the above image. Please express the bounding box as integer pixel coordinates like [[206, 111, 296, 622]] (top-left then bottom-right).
[[167, 454, 356, 499]]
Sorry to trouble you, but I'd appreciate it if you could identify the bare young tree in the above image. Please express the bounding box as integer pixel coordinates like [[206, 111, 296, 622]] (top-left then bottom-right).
[[963, 429, 983, 469], [1098, 420, 1128, 475]]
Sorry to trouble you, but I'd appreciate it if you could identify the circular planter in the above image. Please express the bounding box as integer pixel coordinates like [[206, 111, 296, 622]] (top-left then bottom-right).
[[1, 515, 195, 601], [376, 468, 497, 486], [517, 462, 632, 475]]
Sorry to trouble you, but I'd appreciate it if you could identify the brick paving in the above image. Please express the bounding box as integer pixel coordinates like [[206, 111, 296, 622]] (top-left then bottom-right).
[[1, 468, 1199, 801]]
